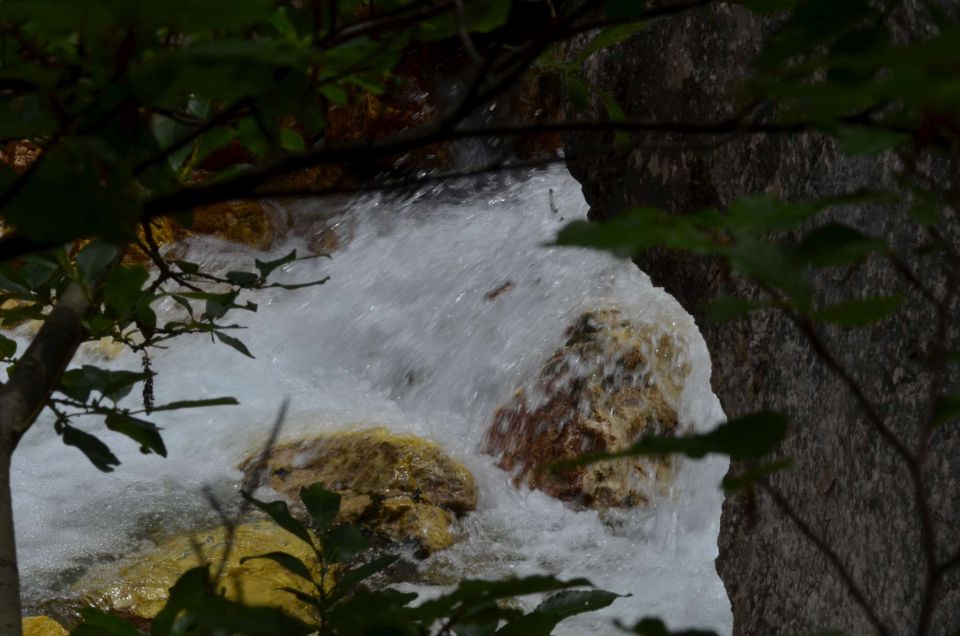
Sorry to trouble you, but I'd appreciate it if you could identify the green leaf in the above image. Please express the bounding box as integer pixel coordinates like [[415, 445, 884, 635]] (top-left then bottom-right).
[[241, 490, 314, 546], [104, 413, 167, 457], [704, 295, 763, 323], [734, 0, 793, 14], [254, 249, 298, 278], [795, 223, 885, 266], [279, 127, 306, 152], [559, 412, 789, 468], [496, 589, 622, 636], [61, 423, 120, 472], [327, 555, 400, 605], [76, 241, 120, 283], [813, 295, 903, 326], [579, 23, 648, 61], [151, 566, 210, 636], [70, 607, 141, 636], [417, 576, 594, 619], [226, 270, 260, 286], [214, 330, 255, 358], [240, 551, 314, 583], [104, 265, 150, 319], [175, 260, 201, 275], [323, 524, 368, 564], [149, 397, 239, 411], [933, 393, 960, 427], [722, 460, 793, 494], [565, 76, 592, 113], [0, 334, 17, 358], [419, 0, 510, 40], [835, 126, 907, 156], [300, 484, 341, 532], [624, 617, 718, 636]]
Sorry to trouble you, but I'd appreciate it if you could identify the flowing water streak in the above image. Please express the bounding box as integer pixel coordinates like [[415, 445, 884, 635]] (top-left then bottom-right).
[[11, 168, 731, 633]]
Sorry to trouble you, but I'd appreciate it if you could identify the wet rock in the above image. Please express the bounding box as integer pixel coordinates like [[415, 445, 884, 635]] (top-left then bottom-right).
[[79, 521, 331, 624], [189, 199, 277, 251], [242, 427, 477, 555], [484, 308, 689, 509], [22, 616, 67, 636]]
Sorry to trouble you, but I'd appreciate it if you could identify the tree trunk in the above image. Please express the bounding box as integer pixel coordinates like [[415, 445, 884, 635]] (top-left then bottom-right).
[[0, 281, 96, 635], [0, 430, 20, 636]]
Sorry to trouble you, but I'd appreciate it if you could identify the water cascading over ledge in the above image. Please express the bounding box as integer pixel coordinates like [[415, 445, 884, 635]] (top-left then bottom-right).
[[11, 168, 731, 634]]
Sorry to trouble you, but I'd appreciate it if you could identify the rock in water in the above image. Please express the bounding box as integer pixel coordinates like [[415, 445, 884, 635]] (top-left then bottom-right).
[[22, 617, 67, 636], [78, 521, 330, 623], [484, 308, 689, 508], [241, 427, 478, 555]]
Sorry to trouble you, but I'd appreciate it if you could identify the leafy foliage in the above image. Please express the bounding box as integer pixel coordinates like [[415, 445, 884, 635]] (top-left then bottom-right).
[[72, 484, 622, 635]]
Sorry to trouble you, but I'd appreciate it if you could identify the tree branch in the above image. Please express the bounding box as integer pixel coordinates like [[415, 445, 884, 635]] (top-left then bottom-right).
[[757, 478, 892, 636]]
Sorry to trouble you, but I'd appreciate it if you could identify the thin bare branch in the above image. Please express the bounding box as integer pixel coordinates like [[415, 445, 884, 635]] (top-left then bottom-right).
[[757, 478, 891, 636]]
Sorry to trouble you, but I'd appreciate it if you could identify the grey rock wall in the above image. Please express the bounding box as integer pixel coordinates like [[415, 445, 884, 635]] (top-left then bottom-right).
[[562, 5, 960, 635]]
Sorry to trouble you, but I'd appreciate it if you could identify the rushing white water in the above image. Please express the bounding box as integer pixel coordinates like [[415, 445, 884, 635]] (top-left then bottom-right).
[[11, 167, 731, 633]]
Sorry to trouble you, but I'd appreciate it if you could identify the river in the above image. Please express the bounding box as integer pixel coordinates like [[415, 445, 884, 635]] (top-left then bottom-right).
[[12, 167, 731, 634]]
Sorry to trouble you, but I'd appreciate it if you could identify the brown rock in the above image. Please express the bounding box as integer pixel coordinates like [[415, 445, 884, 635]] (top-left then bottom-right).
[[483, 308, 689, 509]]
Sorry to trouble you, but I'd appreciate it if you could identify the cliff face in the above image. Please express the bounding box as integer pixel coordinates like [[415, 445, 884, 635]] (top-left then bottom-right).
[[563, 5, 960, 635]]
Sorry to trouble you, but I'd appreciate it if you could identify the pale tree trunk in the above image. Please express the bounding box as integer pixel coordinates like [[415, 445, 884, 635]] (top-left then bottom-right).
[[0, 282, 95, 636]]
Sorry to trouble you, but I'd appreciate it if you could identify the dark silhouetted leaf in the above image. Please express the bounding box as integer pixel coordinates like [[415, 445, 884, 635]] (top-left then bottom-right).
[[722, 460, 793, 494], [814, 295, 903, 326], [241, 490, 313, 546], [105, 413, 167, 457], [625, 617, 718, 635], [240, 551, 314, 583], [795, 223, 885, 266], [300, 483, 341, 532], [323, 524, 368, 564], [149, 397, 239, 411], [61, 424, 120, 472], [0, 334, 17, 358], [70, 607, 141, 636], [214, 330, 255, 358], [254, 250, 298, 279]]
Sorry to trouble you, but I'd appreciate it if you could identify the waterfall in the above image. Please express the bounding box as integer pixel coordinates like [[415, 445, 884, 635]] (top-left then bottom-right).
[[11, 167, 731, 634]]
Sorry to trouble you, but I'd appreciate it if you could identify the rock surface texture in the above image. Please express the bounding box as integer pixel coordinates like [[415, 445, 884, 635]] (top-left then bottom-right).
[[563, 4, 960, 635], [484, 308, 688, 508], [242, 427, 478, 555], [21, 616, 67, 636], [79, 521, 330, 623]]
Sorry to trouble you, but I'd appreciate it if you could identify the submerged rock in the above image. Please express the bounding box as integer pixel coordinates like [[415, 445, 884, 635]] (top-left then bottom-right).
[[22, 616, 67, 636], [241, 427, 478, 555], [484, 308, 689, 509], [79, 521, 330, 624]]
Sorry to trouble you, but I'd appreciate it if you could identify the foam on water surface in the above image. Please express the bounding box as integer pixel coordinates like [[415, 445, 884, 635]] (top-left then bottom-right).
[[12, 168, 731, 634]]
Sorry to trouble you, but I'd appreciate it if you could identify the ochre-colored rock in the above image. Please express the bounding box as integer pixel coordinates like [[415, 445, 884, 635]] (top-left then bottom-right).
[[80, 521, 331, 624], [22, 616, 67, 636], [484, 308, 689, 509], [189, 200, 276, 250], [242, 427, 477, 555]]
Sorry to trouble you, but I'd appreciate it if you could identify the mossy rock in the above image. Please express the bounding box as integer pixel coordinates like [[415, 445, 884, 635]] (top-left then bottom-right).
[[242, 427, 478, 555], [22, 616, 68, 636], [78, 521, 332, 624], [484, 308, 690, 509]]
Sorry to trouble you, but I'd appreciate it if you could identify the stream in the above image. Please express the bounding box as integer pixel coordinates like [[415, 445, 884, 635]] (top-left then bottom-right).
[[11, 167, 732, 634]]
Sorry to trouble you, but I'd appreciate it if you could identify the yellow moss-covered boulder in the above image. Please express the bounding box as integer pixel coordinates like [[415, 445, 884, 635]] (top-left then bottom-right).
[[483, 308, 690, 509], [242, 427, 477, 555], [189, 200, 276, 250], [22, 616, 68, 636], [80, 521, 331, 624]]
